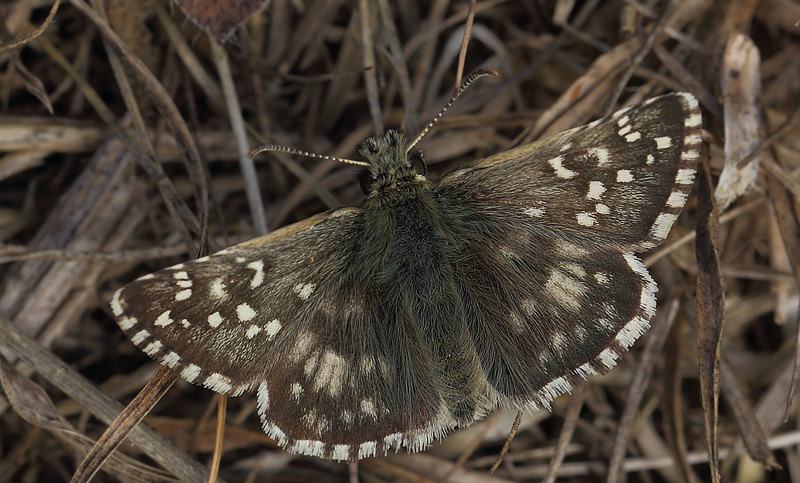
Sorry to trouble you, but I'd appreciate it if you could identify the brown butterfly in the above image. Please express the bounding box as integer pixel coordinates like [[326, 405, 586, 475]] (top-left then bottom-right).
[[112, 70, 701, 461]]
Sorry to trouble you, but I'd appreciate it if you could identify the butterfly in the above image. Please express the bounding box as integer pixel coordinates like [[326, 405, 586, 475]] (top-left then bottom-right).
[[110, 70, 702, 462]]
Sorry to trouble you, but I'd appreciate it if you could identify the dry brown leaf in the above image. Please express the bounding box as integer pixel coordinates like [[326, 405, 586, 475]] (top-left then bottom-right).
[[173, 0, 272, 43], [716, 34, 761, 210], [695, 158, 724, 483]]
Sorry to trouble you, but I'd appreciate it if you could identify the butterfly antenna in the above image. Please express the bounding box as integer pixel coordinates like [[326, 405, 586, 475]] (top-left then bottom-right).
[[249, 143, 370, 167], [406, 67, 498, 154]]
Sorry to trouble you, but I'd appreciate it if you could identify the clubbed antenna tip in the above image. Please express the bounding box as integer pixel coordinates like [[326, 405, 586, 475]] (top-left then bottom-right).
[[249, 143, 369, 167], [406, 68, 498, 153]]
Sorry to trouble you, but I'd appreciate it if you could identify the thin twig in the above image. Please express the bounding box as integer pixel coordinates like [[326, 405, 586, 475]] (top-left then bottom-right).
[[212, 42, 268, 236]]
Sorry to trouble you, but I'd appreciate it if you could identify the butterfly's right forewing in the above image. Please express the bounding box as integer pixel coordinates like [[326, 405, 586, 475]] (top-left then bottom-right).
[[439, 93, 701, 250]]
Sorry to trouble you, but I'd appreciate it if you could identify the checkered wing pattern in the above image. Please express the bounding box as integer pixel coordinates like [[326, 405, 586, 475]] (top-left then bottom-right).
[[111, 93, 701, 462]]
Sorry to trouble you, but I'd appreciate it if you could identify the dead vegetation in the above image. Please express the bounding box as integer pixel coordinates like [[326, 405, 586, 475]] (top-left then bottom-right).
[[1, 0, 800, 481]]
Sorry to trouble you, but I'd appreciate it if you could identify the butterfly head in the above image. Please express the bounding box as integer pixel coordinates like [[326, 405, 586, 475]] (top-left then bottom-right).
[[357, 130, 426, 196]]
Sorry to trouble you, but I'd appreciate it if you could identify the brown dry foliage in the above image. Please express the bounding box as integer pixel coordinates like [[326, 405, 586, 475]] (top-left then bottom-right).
[[1, 0, 799, 481]]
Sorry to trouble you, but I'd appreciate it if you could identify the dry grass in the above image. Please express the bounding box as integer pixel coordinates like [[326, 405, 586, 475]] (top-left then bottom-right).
[[1, 0, 800, 481]]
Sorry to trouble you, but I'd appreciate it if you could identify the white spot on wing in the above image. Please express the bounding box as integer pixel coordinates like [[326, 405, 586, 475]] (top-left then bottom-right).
[[587, 180, 606, 200], [359, 441, 377, 459], [576, 212, 596, 226], [204, 373, 232, 394], [646, 154, 655, 164], [551, 332, 568, 351], [685, 134, 702, 145], [291, 382, 304, 400], [173, 271, 189, 280], [384, 432, 403, 449], [548, 155, 577, 179], [304, 352, 318, 376], [289, 440, 325, 457], [313, 350, 348, 397], [655, 136, 672, 149], [359, 356, 376, 374], [180, 319, 190, 328], [210, 278, 227, 299], [598, 348, 619, 369], [162, 351, 180, 368], [563, 263, 587, 278], [545, 269, 585, 312], [340, 410, 355, 425], [176, 280, 192, 288], [361, 399, 377, 419], [576, 362, 597, 378], [556, 240, 589, 257], [247, 261, 265, 288], [265, 319, 282, 340], [618, 124, 632, 136], [237, 303, 256, 322], [623, 252, 657, 318], [685, 112, 702, 127], [617, 316, 649, 348], [181, 364, 201, 382], [143, 340, 162, 356], [292, 331, 316, 361], [111, 289, 124, 316], [676, 168, 696, 185], [262, 422, 287, 446], [155, 310, 173, 327], [257, 381, 270, 412], [667, 190, 688, 208], [293, 283, 316, 300], [538, 376, 572, 405], [625, 131, 642, 143], [245, 324, 262, 339], [175, 289, 192, 301], [682, 149, 700, 160], [650, 212, 679, 240], [524, 206, 545, 217], [616, 170, 634, 182], [332, 444, 350, 461], [595, 203, 610, 214], [208, 312, 223, 328], [678, 92, 699, 109], [118, 316, 137, 330], [588, 147, 610, 166]]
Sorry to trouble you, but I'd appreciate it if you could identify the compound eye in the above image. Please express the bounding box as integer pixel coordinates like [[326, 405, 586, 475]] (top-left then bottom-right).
[[358, 170, 376, 195], [409, 153, 426, 176]]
